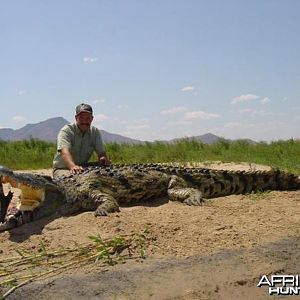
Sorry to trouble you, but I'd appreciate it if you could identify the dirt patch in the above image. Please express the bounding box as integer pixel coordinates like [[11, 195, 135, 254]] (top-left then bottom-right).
[[1, 162, 300, 299]]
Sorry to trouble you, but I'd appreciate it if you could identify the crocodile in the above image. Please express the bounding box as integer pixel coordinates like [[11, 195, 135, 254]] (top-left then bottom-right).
[[0, 164, 300, 232]]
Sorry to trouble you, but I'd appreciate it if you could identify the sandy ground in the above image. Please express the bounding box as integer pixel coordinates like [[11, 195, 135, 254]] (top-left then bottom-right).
[[1, 162, 300, 299]]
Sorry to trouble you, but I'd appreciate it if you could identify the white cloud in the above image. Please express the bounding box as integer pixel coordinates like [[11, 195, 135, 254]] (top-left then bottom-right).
[[181, 86, 195, 92], [119, 118, 150, 130], [117, 104, 129, 109], [252, 110, 273, 117], [231, 94, 259, 104], [83, 57, 98, 63], [94, 114, 109, 122], [165, 119, 190, 126], [161, 106, 187, 114], [132, 118, 149, 125], [92, 99, 105, 104], [235, 108, 273, 117], [235, 108, 254, 114], [184, 111, 220, 120], [212, 120, 300, 141], [261, 97, 271, 105], [128, 124, 150, 130], [120, 119, 151, 139], [17, 90, 27, 96], [220, 122, 256, 130], [12, 116, 27, 122]]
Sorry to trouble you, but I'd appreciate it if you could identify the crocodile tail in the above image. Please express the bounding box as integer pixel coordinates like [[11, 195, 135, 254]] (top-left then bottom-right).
[[230, 169, 300, 194], [181, 169, 300, 199], [273, 170, 300, 190]]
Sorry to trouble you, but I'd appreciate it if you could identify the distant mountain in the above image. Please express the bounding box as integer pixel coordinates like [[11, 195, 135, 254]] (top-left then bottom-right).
[[0, 117, 69, 142], [0, 117, 143, 144], [0, 128, 14, 141], [168, 133, 225, 144], [0, 117, 255, 144], [100, 130, 143, 144]]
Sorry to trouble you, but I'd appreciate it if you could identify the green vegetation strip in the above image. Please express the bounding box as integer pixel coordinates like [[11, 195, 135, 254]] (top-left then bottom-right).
[[0, 138, 299, 174], [0, 229, 149, 300]]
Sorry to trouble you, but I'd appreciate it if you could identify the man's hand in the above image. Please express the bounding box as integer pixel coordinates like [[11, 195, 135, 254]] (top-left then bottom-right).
[[61, 149, 84, 174], [70, 165, 84, 174]]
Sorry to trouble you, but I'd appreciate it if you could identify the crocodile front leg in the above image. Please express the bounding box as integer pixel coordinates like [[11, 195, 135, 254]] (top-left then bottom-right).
[[89, 190, 120, 216], [0, 210, 33, 232], [167, 175, 204, 206]]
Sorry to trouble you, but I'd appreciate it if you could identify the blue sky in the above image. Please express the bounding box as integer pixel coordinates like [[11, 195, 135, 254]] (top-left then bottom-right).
[[1, 0, 299, 141]]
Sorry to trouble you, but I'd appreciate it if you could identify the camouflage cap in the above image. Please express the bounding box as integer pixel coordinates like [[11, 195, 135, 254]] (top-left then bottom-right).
[[75, 103, 93, 116]]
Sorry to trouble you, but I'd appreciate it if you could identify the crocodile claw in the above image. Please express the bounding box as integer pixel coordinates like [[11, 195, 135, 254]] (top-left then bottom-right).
[[183, 196, 205, 206], [94, 207, 108, 217], [0, 216, 18, 232]]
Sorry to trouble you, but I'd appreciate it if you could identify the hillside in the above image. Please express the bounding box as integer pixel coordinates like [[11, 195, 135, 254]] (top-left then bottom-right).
[[168, 133, 223, 144], [0, 117, 230, 144], [0, 117, 143, 144]]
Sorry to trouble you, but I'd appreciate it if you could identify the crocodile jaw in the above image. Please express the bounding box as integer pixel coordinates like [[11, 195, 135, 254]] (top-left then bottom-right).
[[1, 176, 45, 212], [17, 183, 45, 211]]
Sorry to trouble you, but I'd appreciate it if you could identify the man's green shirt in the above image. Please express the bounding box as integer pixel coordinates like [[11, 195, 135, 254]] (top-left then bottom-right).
[[53, 123, 105, 169]]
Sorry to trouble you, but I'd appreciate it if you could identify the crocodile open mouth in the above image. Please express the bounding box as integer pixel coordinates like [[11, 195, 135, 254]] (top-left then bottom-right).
[[0, 181, 13, 223], [0, 175, 46, 221]]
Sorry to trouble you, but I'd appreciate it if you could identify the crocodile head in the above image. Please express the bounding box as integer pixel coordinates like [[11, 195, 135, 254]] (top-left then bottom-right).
[[0, 166, 60, 231]]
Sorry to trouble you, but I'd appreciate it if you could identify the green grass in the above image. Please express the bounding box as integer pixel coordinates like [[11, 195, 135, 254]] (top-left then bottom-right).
[[0, 229, 150, 299], [0, 139, 56, 170], [0, 138, 299, 174]]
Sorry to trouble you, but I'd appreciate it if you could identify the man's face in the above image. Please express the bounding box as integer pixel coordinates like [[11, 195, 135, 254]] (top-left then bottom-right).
[[75, 112, 93, 133]]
